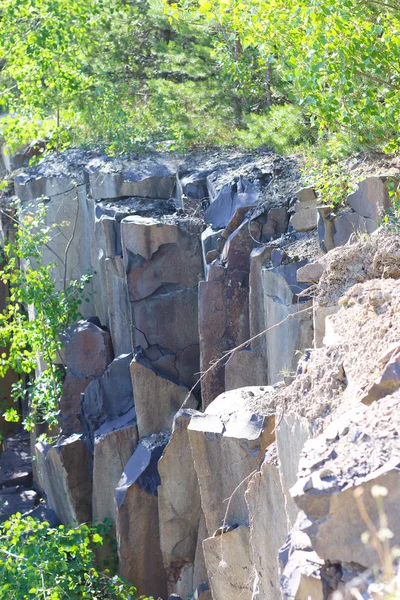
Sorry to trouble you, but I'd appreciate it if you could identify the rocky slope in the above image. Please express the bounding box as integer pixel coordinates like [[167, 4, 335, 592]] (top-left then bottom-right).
[[0, 148, 399, 600]]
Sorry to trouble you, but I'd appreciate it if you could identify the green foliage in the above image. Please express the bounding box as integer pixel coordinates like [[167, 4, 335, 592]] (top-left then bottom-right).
[[0, 201, 91, 431], [303, 158, 353, 208], [382, 177, 400, 231], [0, 515, 145, 599]]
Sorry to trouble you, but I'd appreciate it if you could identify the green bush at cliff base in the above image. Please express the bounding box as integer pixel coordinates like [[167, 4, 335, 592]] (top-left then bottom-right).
[[0, 515, 148, 599]]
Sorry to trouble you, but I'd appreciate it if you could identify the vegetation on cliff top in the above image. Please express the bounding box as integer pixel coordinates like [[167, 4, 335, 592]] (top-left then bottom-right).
[[0, 0, 399, 156]]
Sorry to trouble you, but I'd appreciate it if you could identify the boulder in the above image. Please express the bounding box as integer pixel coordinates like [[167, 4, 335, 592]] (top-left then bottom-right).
[[203, 525, 253, 600], [115, 433, 169, 599], [290, 187, 318, 232], [35, 434, 92, 525], [130, 354, 197, 438], [158, 409, 202, 597], [204, 175, 261, 230], [87, 156, 178, 200], [246, 447, 288, 600], [81, 353, 134, 448], [333, 210, 377, 247], [61, 319, 113, 434], [291, 393, 400, 568], [188, 387, 276, 536], [348, 176, 390, 221]]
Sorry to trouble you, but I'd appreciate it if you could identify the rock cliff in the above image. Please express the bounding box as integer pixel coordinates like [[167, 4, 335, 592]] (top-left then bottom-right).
[[1, 148, 399, 600]]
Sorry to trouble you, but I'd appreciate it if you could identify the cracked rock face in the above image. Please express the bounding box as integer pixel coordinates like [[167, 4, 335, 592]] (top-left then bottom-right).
[[121, 215, 204, 389], [291, 392, 400, 568]]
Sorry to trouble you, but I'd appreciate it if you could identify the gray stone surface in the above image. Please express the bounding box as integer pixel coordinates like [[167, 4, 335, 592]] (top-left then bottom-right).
[[87, 156, 178, 200], [81, 353, 134, 447], [188, 387, 276, 536], [93, 412, 138, 525], [348, 176, 390, 221], [204, 176, 260, 229], [104, 257, 132, 356], [158, 409, 202, 597], [61, 319, 113, 434], [246, 455, 288, 600], [203, 525, 253, 600], [130, 354, 197, 438], [35, 434, 92, 525], [333, 210, 377, 247], [290, 187, 318, 232], [276, 413, 312, 529], [115, 433, 169, 599], [291, 393, 400, 568], [262, 261, 313, 384]]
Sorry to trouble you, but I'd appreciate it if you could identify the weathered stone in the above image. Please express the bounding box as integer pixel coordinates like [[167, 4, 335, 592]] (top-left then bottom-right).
[[317, 206, 336, 252], [178, 169, 211, 201], [35, 434, 92, 525], [115, 433, 169, 599], [81, 353, 134, 447], [261, 206, 289, 241], [130, 354, 197, 438], [204, 176, 260, 229], [276, 413, 312, 529], [193, 513, 209, 590], [158, 409, 202, 597], [333, 210, 377, 247], [280, 519, 325, 600], [199, 274, 249, 409], [297, 261, 326, 283], [290, 187, 318, 232], [88, 156, 178, 200], [348, 177, 390, 221], [246, 453, 288, 600], [92, 412, 138, 526], [121, 215, 179, 261], [203, 525, 253, 600], [188, 387, 276, 536], [104, 257, 132, 356], [221, 217, 259, 272], [360, 345, 400, 404], [224, 349, 258, 391], [291, 393, 400, 568], [262, 262, 313, 384], [60, 319, 113, 434]]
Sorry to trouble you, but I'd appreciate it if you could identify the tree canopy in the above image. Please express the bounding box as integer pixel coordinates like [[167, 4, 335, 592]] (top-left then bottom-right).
[[0, 0, 399, 155]]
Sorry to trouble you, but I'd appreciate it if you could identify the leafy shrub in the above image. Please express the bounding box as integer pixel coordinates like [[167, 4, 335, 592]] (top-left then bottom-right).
[[0, 515, 145, 599]]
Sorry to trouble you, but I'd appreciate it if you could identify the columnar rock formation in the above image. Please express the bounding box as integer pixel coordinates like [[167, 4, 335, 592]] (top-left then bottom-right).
[[1, 148, 399, 600]]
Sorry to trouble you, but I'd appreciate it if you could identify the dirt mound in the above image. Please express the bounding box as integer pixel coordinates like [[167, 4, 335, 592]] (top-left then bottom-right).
[[317, 229, 400, 307]]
